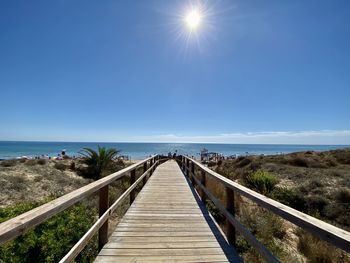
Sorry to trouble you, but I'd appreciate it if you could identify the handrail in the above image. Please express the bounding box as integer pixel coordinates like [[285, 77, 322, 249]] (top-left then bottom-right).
[[189, 169, 279, 263], [0, 155, 159, 245], [59, 159, 162, 263], [179, 155, 350, 258]]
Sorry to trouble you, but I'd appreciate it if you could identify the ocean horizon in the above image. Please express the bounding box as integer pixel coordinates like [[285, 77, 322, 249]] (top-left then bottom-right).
[[0, 141, 349, 160]]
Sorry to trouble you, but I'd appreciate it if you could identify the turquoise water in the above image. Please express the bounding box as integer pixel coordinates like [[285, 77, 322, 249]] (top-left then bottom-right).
[[0, 141, 348, 160]]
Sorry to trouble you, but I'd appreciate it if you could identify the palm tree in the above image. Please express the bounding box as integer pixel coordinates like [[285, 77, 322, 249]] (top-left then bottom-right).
[[79, 146, 120, 179]]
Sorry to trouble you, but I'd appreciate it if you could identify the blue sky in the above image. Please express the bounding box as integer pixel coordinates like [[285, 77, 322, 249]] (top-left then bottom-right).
[[0, 0, 349, 144]]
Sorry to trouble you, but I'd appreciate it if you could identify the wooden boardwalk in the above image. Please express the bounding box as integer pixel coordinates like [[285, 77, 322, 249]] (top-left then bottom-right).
[[95, 160, 241, 263], [2, 156, 349, 262]]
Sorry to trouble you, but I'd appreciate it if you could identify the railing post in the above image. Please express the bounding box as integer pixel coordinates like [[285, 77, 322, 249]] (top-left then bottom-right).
[[130, 169, 136, 204], [226, 187, 236, 246], [186, 158, 189, 177], [190, 161, 195, 185], [143, 162, 147, 186], [98, 185, 109, 250], [150, 158, 154, 175], [200, 170, 206, 202]]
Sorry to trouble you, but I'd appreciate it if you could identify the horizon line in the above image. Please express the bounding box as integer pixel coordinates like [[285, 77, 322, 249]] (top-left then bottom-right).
[[0, 139, 349, 146], [1, 130, 350, 145]]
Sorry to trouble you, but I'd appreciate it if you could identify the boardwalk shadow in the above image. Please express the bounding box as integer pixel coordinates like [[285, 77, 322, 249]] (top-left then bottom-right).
[[178, 163, 242, 263]]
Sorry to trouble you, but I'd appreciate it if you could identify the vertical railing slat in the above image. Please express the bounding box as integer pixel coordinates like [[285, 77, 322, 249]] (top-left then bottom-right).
[[130, 169, 136, 204], [143, 162, 147, 186], [200, 170, 206, 202], [98, 185, 109, 250], [226, 184, 236, 246]]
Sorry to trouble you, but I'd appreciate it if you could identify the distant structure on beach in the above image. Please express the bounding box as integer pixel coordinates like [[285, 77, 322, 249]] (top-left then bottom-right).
[[200, 148, 224, 164]]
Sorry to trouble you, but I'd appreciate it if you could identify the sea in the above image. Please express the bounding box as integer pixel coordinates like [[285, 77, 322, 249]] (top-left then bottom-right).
[[0, 141, 348, 160]]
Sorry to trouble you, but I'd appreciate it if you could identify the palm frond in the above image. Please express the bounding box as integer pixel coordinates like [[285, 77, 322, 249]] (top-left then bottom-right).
[[79, 146, 120, 179]]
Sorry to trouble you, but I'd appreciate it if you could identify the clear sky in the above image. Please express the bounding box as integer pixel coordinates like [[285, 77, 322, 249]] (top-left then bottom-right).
[[0, 0, 349, 144]]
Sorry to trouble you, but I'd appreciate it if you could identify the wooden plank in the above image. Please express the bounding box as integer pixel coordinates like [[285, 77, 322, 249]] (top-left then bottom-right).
[[96, 160, 240, 263], [104, 241, 221, 249], [114, 227, 213, 232], [98, 247, 228, 256], [111, 232, 214, 237], [117, 223, 208, 228], [95, 255, 231, 263], [108, 236, 223, 243]]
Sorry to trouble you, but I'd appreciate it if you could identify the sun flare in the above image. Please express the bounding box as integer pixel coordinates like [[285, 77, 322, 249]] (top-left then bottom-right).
[[185, 10, 202, 31]]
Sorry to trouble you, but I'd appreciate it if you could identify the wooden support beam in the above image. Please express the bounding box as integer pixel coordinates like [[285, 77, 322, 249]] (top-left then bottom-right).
[[186, 159, 189, 177], [150, 159, 154, 175], [191, 161, 195, 185], [200, 170, 206, 203], [130, 170, 136, 204], [226, 187, 236, 246], [98, 185, 109, 250], [143, 162, 147, 186]]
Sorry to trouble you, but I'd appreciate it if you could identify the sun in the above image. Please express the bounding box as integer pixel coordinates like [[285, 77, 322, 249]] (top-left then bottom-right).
[[184, 10, 202, 31]]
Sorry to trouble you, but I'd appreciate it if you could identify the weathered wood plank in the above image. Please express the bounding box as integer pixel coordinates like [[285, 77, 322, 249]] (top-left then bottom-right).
[[95, 255, 232, 263], [95, 160, 240, 263], [98, 247, 229, 256], [108, 236, 223, 243], [104, 242, 221, 249]]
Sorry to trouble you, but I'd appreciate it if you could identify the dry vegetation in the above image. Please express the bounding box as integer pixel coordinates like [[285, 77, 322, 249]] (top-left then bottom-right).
[[0, 158, 90, 207], [0, 157, 138, 262], [204, 148, 350, 262], [1, 150, 349, 262]]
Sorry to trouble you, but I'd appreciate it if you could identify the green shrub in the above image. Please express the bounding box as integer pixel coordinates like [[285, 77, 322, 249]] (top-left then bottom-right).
[[255, 212, 286, 240], [25, 159, 37, 166], [335, 188, 350, 204], [296, 229, 342, 263], [332, 150, 350, 164], [237, 206, 287, 262], [244, 170, 278, 195], [37, 159, 47, 165], [62, 155, 70, 160], [323, 203, 345, 220], [207, 161, 216, 167], [0, 160, 17, 167], [288, 157, 308, 167], [69, 161, 76, 171], [0, 201, 98, 262], [271, 187, 307, 212], [54, 162, 67, 171], [205, 199, 225, 224], [306, 195, 329, 215], [237, 158, 251, 168], [215, 161, 237, 180], [308, 178, 324, 188]]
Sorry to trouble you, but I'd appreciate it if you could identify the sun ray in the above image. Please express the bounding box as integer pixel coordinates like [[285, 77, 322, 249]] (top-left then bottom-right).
[[149, 1, 234, 58]]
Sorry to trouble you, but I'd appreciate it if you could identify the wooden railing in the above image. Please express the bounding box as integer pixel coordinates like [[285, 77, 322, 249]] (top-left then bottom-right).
[[178, 155, 350, 263], [0, 155, 162, 262]]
